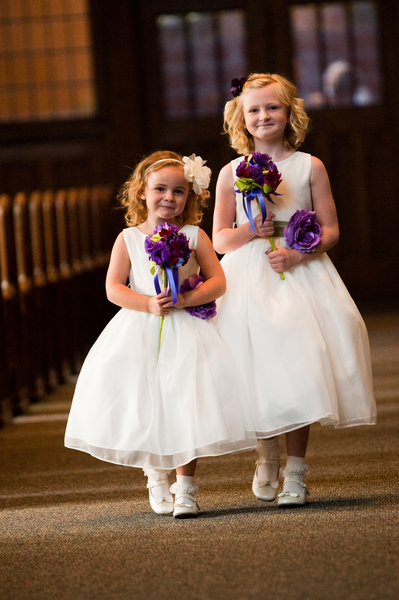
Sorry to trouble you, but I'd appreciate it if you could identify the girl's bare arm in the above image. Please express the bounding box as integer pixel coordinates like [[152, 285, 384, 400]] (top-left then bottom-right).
[[105, 232, 169, 316], [212, 163, 275, 254], [164, 228, 226, 309]]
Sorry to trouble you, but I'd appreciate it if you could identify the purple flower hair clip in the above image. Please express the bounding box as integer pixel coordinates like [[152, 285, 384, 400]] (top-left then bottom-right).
[[230, 77, 247, 98]]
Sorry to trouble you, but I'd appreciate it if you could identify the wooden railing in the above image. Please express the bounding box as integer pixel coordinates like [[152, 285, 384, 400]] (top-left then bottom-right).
[[0, 185, 114, 425]]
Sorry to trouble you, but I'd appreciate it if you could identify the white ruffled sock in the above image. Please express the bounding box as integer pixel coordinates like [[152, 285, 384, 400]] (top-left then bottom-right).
[[256, 438, 280, 482], [143, 468, 172, 501], [170, 475, 198, 506], [176, 475, 195, 486], [281, 456, 309, 496]]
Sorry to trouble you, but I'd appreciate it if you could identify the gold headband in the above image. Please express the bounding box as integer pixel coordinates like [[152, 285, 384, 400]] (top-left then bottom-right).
[[145, 158, 184, 175]]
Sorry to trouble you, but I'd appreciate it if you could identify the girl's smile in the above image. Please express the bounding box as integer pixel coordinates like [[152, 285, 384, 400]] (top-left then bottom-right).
[[143, 166, 190, 225], [243, 85, 289, 145]]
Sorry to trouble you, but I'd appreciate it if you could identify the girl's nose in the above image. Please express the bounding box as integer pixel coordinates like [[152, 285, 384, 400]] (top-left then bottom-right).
[[260, 110, 270, 121]]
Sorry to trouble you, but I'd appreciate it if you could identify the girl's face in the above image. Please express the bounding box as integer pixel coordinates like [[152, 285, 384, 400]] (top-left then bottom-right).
[[142, 166, 190, 225], [243, 85, 289, 147]]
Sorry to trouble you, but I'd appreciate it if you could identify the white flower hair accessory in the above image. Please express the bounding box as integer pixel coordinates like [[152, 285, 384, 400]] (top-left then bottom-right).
[[182, 154, 211, 195]]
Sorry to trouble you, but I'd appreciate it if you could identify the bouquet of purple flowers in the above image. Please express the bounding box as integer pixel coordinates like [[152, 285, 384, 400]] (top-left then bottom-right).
[[144, 223, 191, 352], [180, 274, 217, 320], [235, 152, 282, 234], [236, 152, 285, 279], [283, 210, 322, 253]]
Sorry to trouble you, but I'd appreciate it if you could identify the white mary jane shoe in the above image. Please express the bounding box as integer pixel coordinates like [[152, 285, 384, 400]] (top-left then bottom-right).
[[170, 482, 199, 519], [148, 482, 174, 515], [148, 484, 174, 515], [144, 469, 174, 515], [252, 458, 279, 501], [277, 481, 309, 507]]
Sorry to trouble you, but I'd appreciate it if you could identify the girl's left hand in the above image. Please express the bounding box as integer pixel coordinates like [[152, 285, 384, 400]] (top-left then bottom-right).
[[266, 245, 301, 273], [162, 292, 186, 309]]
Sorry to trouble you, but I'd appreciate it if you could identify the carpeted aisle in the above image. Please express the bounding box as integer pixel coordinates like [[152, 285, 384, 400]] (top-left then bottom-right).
[[0, 312, 398, 600]]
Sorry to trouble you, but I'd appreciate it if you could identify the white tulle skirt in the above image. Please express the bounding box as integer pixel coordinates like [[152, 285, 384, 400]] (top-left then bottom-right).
[[65, 306, 257, 469], [217, 237, 377, 438]]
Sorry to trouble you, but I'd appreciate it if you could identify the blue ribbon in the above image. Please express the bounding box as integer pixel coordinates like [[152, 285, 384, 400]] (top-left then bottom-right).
[[153, 265, 179, 305], [242, 188, 267, 234], [237, 187, 281, 235]]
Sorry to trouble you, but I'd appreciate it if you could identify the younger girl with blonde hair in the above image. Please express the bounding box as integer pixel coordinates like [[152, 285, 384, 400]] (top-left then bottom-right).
[[65, 150, 256, 518], [213, 73, 376, 507]]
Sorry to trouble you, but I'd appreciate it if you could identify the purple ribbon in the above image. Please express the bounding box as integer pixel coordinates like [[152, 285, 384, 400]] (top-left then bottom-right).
[[241, 188, 267, 234], [153, 265, 179, 305], [240, 188, 281, 235]]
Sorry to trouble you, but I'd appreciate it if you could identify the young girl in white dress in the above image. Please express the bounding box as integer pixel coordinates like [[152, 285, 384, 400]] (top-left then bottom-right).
[[65, 150, 256, 518], [213, 73, 376, 507]]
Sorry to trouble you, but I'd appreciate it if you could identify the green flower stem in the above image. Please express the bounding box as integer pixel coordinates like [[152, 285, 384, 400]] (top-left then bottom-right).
[[158, 269, 168, 356], [268, 237, 285, 281]]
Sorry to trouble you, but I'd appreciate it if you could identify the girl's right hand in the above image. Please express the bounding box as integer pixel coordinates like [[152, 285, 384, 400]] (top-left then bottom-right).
[[254, 212, 275, 238], [148, 289, 170, 316]]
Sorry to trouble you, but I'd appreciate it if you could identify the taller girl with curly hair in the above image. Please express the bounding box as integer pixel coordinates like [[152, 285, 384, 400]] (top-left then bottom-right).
[[65, 150, 256, 518], [213, 73, 376, 507]]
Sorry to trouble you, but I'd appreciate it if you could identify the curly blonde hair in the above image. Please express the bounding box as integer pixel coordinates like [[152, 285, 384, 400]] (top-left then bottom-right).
[[224, 73, 310, 155], [118, 150, 210, 227]]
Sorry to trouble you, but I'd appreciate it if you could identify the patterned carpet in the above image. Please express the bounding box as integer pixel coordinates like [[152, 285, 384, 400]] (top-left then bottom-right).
[[0, 311, 398, 600]]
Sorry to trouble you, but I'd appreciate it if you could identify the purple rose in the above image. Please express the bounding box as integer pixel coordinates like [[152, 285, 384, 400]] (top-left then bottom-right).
[[263, 163, 282, 190], [251, 152, 272, 168], [236, 162, 253, 179], [144, 238, 171, 264], [248, 164, 264, 185], [169, 238, 191, 267], [153, 222, 179, 239], [237, 153, 282, 193], [283, 209, 322, 253], [180, 274, 217, 320]]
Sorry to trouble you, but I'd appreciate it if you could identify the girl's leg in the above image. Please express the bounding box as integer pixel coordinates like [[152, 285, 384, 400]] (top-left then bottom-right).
[[176, 459, 197, 477], [171, 459, 199, 519], [143, 468, 174, 515], [285, 425, 310, 457], [252, 437, 280, 501], [278, 425, 310, 507]]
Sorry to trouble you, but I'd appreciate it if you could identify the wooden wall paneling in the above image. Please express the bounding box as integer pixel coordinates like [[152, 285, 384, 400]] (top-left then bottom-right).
[[88, 0, 147, 190], [360, 128, 399, 303], [29, 191, 58, 390], [42, 190, 70, 383], [90, 185, 118, 333], [13, 192, 47, 401], [55, 189, 79, 376], [87, 185, 110, 336], [0, 194, 29, 419], [0, 294, 12, 425], [67, 187, 91, 360], [76, 187, 98, 346]]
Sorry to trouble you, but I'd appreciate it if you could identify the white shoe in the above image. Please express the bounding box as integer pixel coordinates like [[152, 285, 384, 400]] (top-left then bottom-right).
[[252, 458, 279, 501], [277, 483, 309, 507], [277, 471, 309, 507], [170, 482, 199, 519], [144, 469, 174, 515]]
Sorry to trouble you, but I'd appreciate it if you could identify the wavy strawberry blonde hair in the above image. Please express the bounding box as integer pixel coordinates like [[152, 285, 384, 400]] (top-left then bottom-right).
[[224, 73, 310, 155], [117, 150, 210, 227]]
